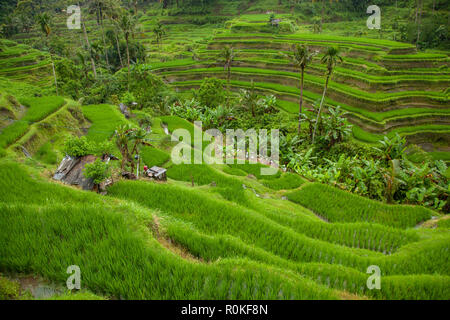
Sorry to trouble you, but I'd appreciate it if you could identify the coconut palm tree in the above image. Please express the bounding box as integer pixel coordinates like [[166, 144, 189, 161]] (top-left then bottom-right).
[[239, 80, 259, 117], [282, 44, 316, 134], [118, 12, 135, 88], [89, 0, 110, 69], [153, 22, 165, 55], [76, 51, 90, 80], [219, 46, 235, 100], [312, 16, 322, 33], [104, 0, 124, 69], [36, 13, 58, 95], [77, 1, 98, 78], [312, 46, 343, 144], [106, 28, 124, 68]]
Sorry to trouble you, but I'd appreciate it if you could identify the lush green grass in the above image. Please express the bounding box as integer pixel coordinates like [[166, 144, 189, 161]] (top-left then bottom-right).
[[19, 96, 65, 122], [286, 183, 433, 229], [214, 32, 413, 49], [81, 104, 129, 143], [352, 124, 450, 144], [0, 161, 338, 300], [261, 172, 306, 190], [227, 162, 281, 180], [160, 115, 212, 152], [0, 96, 65, 148], [222, 165, 247, 176], [382, 53, 448, 60], [167, 164, 247, 204], [166, 67, 448, 104], [35, 141, 58, 165], [140, 146, 170, 168], [107, 179, 449, 277]]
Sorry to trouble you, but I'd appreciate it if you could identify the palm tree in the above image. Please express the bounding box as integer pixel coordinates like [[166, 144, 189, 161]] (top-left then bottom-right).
[[118, 12, 135, 88], [106, 28, 124, 68], [282, 44, 316, 134], [312, 16, 322, 33], [239, 80, 259, 117], [153, 22, 165, 55], [219, 46, 235, 100], [36, 13, 58, 95], [104, 0, 124, 69], [77, 2, 98, 78], [90, 0, 110, 69], [76, 51, 90, 80], [416, 0, 424, 48], [312, 47, 343, 144]]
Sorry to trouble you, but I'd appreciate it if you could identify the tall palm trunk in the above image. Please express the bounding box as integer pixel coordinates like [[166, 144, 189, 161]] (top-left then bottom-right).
[[125, 35, 131, 89], [82, 21, 97, 78], [227, 66, 231, 91], [50, 54, 58, 95], [42, 31, 59, 95], [226, 65, 231, 105], [312, 73, 330, 144], [99, 9, 110, 69], [416, 0, 423, 47], [298, 67, 304, 134], [115, 33, 124, 68]]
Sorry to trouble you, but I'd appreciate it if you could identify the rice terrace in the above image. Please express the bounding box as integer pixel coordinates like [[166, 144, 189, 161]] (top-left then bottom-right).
[[0, 0, 449, 306]]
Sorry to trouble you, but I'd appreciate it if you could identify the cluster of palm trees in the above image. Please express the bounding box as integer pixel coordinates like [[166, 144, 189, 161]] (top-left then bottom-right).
[[219, 43, 342, 144], [35, 0, 140, 95], [282, 44, 342, 143], [114, 123, 150, 173]]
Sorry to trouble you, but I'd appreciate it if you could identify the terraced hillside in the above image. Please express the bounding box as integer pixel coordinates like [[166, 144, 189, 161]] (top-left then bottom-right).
[[146, 28, 450, 156], [0, 0, 449, 302], [0, 39, 53, 87], [4, 7, 449, 157], [1, 96, 449, 299]]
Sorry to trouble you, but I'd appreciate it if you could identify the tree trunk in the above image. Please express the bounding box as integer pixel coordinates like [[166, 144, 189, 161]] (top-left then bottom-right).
[[298, 67, 304, 134], [82, 21, 97, 78], [50, 53, 58, 95], [321, 0, 325, 32], [227, 66, 231, 105], [417, 0, 423, 47], [415, 0, 419, 24], [227, 66, 231, 92], [99, 9, 110, 69], [115, 32, 124, 68], [312, 74, 330, 144], [125, 35, 131, 89]]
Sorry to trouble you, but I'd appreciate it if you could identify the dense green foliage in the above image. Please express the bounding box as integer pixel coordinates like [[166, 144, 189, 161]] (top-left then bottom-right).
[[287, 183, 433, 228], [0, 0, 449, 301]]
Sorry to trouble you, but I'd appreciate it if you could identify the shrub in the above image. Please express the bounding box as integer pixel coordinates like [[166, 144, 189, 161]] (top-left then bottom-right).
[[84, 159, 110, 185], [0, 275, 20, 300], [196, 78, 226, 108], [63, 136, 93, 157], [120, 91, 136, 107]]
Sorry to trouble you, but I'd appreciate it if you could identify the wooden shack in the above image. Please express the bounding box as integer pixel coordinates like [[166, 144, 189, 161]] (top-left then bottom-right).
[[146, 166, 167, 181], [53, 154, 118, 190]]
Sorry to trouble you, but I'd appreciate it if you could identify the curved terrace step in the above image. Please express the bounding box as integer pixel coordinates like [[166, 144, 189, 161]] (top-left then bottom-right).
[[162, 69, 449, 111]]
